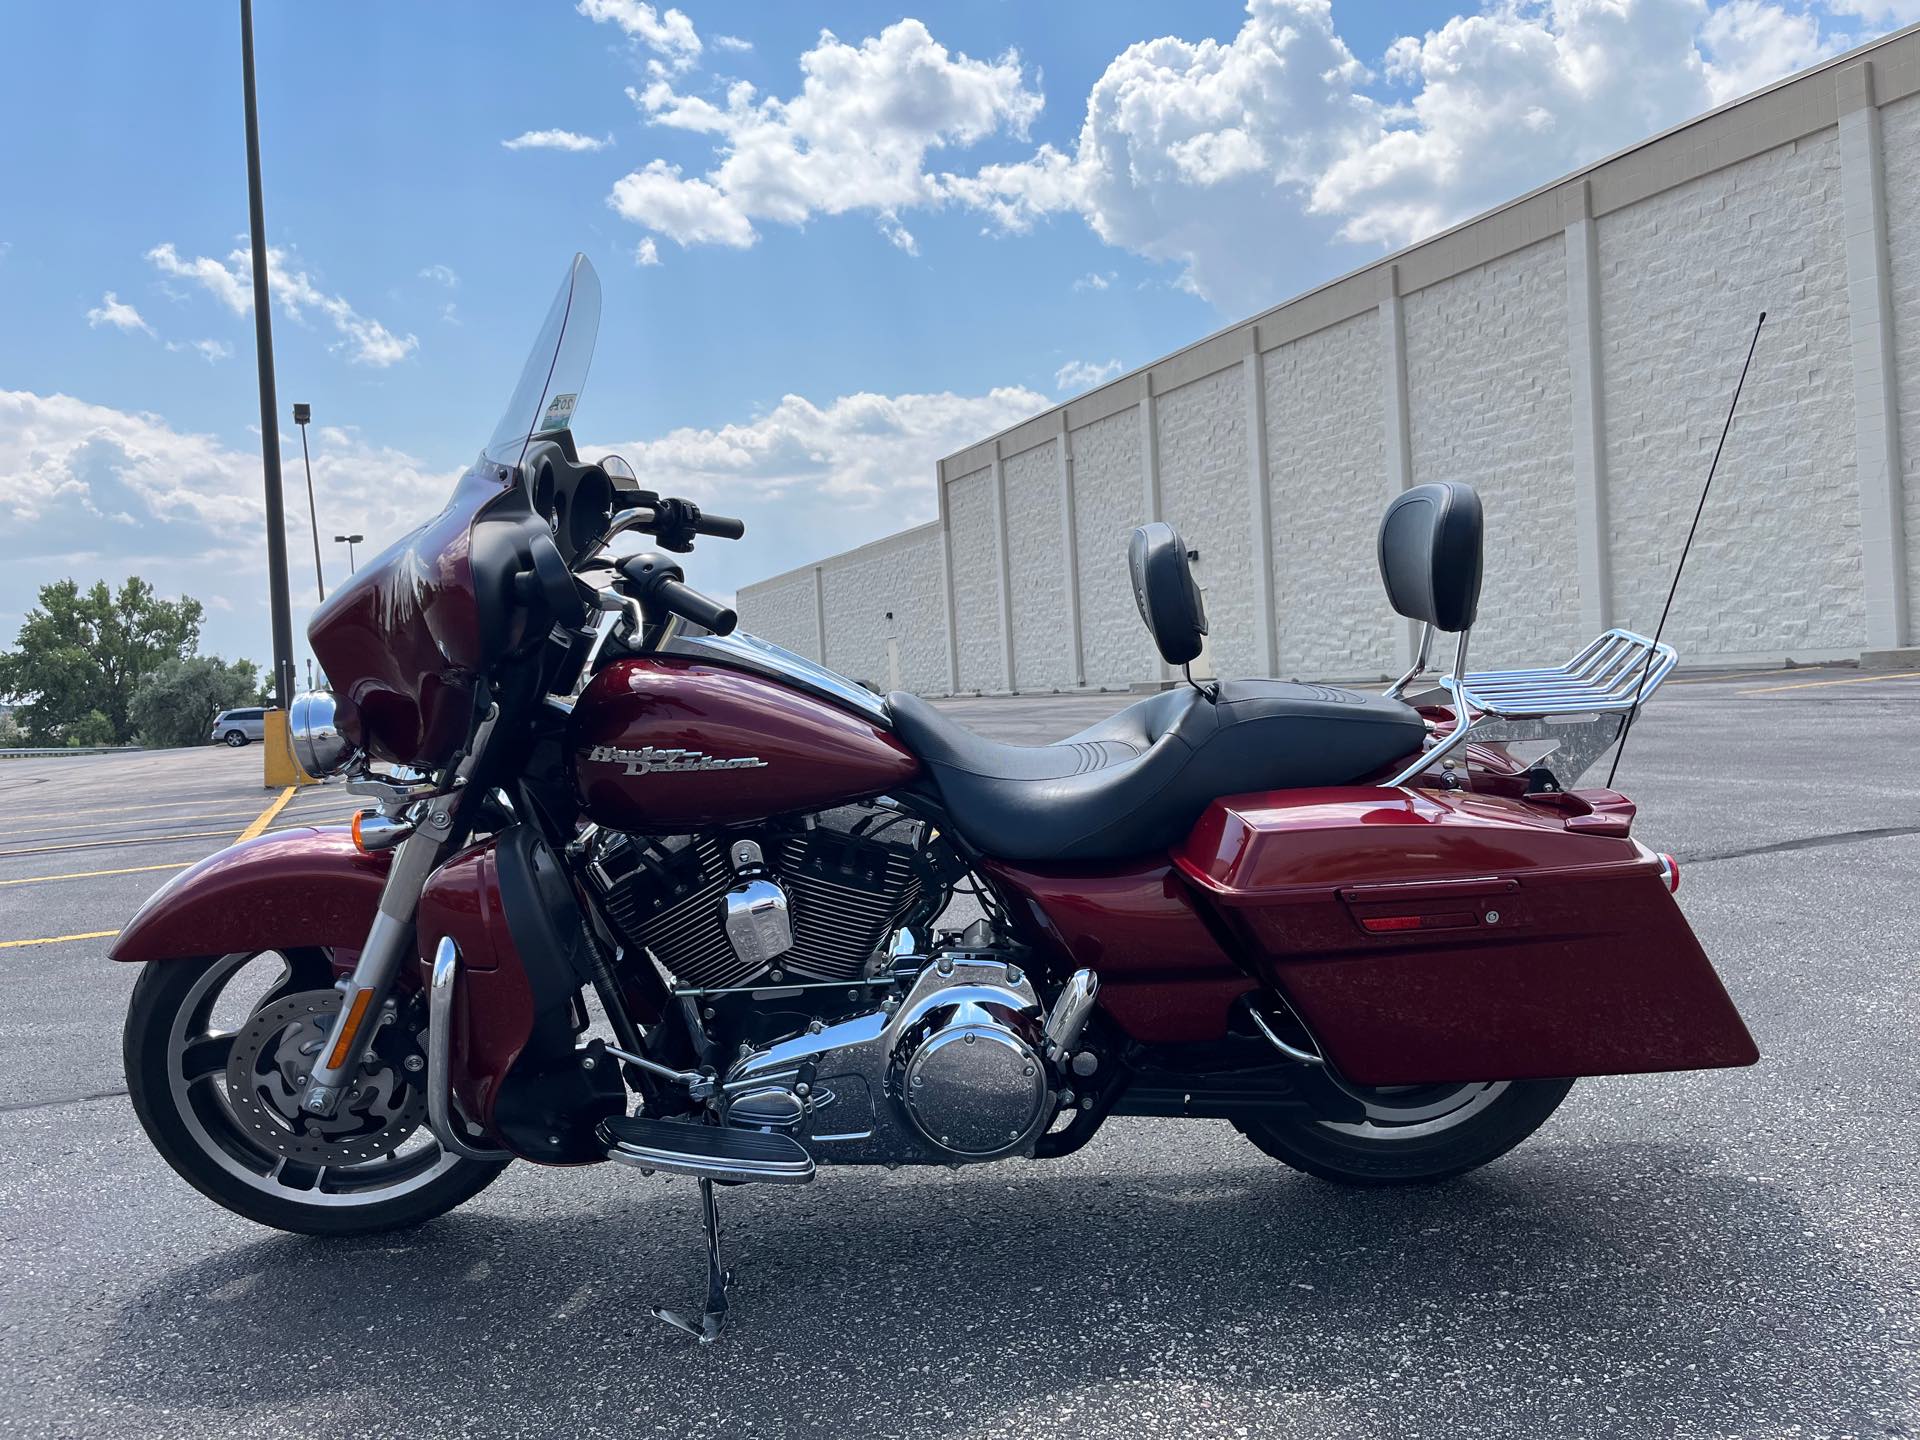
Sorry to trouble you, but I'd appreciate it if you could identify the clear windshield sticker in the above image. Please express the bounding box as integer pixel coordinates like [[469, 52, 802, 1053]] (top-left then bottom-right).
[[538, 393, 577, 432]]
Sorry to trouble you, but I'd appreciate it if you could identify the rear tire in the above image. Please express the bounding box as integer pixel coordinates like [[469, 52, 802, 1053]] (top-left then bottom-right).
[[1235, 1077, 1575, 1186], [125, 951, 508, 1236], [223, 730, 247, 747]]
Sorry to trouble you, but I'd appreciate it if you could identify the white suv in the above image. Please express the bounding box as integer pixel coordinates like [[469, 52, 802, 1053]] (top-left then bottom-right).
[[210, 708, 267, 747]]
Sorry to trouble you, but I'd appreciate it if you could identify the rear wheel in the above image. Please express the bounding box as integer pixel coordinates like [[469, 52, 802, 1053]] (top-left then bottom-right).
[[1235, 1077, 1574, 1186], [125, 949, 508, 1235]]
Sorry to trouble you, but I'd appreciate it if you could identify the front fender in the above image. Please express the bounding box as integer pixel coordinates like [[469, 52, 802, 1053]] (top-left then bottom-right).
[[110, 827, 391, 964]]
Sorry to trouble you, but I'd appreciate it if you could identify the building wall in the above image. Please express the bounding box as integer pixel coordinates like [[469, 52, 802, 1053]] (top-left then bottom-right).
[[1070, 406, 1156, 687], [1156, 366, 1257, 681], [1002, 439, 1072, 689], [1880, 90, 1920, 640], [741, 37, 1920, 690], [743, 570, 819, 662], [945, 467, 1004, 691], [817, 523, 948, 695], [1266, 310, 1393, 678], [1599, 130, 1861, 658], [1405, 236, 1581, 665]]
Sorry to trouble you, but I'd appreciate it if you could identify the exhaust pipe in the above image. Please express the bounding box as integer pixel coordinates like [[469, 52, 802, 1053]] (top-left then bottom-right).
[[1043, 969, 1099, 1064]]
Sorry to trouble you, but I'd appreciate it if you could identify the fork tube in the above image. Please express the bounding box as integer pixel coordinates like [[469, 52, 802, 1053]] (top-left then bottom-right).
[[298, 816, 456, 1117]]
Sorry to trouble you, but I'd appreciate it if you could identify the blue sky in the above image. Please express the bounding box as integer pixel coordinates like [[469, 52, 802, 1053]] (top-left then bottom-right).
[[1, 0, 1908, 672]]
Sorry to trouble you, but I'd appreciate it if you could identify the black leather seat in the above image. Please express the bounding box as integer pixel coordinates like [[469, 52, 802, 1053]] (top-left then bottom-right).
[[888, 681, 1424, 862]]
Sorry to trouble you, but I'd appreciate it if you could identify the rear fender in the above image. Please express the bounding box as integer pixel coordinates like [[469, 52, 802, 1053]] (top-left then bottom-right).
[[109, 827, 390, 965]]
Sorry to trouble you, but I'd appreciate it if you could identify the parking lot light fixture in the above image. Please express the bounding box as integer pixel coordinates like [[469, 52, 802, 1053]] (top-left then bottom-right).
[[334, 533, 364, 574]]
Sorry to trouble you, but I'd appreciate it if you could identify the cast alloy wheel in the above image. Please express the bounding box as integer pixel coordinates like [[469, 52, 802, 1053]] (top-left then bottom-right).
[[1234, 1076, 1575, 1186], [223, 730, 248, 747], [124, 949, 506, 1234]]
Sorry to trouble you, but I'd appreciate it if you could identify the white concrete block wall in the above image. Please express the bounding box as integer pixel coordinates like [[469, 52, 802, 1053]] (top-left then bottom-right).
[[1405, 237, 1583, 665], [946, 468, 1005, 691], [1598, 131, 1862, 660], [818, 524, 949, 694], [1879, 92, 1920, 640], [1071, 408, 1157, 687], [1002, 439, 1073, 689], [1266, 310, 1395, 678], [1156, 367, 1258, 679], [741, 571, 819, 661], [740, 36, 1920, 692]]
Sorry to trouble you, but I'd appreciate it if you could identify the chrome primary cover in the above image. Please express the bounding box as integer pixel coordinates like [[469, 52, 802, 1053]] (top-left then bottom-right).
[[722, 951, 1055, 1165]]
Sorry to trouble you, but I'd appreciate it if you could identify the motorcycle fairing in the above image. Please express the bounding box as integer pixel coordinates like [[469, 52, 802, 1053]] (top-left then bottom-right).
[[110, 827, 391, 965], [416, 826, 623, 1164]]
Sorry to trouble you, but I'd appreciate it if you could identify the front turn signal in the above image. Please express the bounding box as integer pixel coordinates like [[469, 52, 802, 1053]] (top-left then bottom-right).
[[351, 810, 415, 854]]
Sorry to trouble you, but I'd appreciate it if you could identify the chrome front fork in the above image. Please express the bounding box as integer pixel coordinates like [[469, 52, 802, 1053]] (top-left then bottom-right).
[[299, 810, 457, 1118]]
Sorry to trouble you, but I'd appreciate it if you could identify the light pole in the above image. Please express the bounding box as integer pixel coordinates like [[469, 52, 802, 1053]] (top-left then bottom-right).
[[334, 533, 364, 573], [240, 0, 296, 712], [293, 402, 324, 603]]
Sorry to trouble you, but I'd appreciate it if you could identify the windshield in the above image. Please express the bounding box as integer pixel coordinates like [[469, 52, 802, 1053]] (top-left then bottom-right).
[[484, 253, 602, 465]]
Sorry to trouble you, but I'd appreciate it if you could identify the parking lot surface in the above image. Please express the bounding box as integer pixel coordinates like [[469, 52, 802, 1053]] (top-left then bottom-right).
[[1, 669, 1915, 1438]]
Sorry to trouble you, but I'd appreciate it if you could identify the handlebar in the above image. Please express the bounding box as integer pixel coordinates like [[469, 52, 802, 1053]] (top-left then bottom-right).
[[613, 552, 737, 636], [654, 576, 738, 635], [603, 494, 746, 553]]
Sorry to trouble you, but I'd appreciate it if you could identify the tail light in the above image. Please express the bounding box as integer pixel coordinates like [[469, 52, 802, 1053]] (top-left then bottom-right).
[[1657, 853, 1680, 893]]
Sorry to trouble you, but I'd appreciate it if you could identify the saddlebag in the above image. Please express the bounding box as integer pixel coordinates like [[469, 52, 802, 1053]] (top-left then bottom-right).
[[1172, 785, 1758, 1087]]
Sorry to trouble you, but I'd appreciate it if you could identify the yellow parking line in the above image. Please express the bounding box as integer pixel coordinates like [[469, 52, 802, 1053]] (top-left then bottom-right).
[[237, 787, 296, 842], [1739, 670, 1920, 695], [0, 929, 121, 950], [0, 862, 190, 888], [0, 827, 247, 859], [3, 796, 267, 824]]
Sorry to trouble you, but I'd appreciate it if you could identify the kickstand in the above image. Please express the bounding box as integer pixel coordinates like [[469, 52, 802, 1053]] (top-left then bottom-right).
[[652, 1177, 731, 1343]]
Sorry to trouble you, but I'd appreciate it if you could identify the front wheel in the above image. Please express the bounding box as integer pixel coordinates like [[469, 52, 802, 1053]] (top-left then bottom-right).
[[222, 730, 248, 747], [1235, 1076, 1575, 1186], [125, 950, 508, 1236]]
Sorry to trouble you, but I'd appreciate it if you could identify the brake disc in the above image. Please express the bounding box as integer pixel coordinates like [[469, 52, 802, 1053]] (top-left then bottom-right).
[[225, 988, 427, 1166]]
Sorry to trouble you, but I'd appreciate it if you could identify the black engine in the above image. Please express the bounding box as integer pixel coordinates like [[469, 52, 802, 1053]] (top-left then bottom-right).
[[585, 804, 942, 992]]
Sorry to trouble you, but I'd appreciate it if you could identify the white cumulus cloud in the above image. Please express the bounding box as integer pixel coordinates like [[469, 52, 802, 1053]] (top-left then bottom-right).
[[86, 292, 154, 336], [576, 0, 701, 68], [592, 2, 1862, 314], [502, 129, 613, 152], [1054, 358, 1123, 393], [165, 338, 233, 363], [634, 237, 662, 266], [609, 19, 1042, 253], [146, 243, 418, 367]]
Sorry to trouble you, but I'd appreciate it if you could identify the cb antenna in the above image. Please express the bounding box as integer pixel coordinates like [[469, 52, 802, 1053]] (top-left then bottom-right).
[[1606, 310, 1766, 789]]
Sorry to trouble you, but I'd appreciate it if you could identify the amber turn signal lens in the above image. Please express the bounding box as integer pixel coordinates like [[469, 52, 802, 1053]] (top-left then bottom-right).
[[325, 986, 375, 1070]]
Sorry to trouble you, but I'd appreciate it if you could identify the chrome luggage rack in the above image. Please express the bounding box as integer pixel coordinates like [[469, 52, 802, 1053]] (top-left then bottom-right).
[[1383, 626, 1677, 789]]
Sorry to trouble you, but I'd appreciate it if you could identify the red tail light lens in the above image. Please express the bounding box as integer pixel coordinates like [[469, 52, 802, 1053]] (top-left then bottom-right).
[[1657, 853, 1680, 893]]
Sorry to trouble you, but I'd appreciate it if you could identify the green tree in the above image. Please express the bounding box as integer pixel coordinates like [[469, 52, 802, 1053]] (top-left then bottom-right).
[[66, 710, 117, 748], [0, 578, 203, 744], [129, 655, 264, 749]]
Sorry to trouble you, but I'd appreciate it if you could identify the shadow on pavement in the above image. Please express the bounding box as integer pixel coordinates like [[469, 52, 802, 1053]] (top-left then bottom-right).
[[83, 1138, 1906, 1439]]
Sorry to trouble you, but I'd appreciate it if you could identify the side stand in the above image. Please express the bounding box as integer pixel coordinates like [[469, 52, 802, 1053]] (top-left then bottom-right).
[[651, 1178, 731, 1343]]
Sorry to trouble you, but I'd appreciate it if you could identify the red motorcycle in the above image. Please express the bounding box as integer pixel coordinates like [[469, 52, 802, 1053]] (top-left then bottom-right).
[[114, 256, 1755, 1341]]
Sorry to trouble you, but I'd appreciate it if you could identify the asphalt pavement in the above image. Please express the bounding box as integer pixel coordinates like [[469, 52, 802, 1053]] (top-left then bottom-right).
[[0, 668, 1915, 1439]]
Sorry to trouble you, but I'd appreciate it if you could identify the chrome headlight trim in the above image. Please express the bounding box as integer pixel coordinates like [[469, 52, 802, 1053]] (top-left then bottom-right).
[[290, 690, 358, 776]]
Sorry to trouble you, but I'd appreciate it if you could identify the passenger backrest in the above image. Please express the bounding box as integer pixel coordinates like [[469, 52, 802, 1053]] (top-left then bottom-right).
[[1378, 482, 1483, 634], [1128, 522, 1208, 666]]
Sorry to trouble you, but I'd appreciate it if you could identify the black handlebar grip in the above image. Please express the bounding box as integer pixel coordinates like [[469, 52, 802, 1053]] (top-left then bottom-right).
[[655, 576, 738, 636], [694, 511, 746, 540]]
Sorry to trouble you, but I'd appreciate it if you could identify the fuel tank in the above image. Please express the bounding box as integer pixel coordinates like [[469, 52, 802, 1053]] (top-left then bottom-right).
[[569, 657, 920, 832]]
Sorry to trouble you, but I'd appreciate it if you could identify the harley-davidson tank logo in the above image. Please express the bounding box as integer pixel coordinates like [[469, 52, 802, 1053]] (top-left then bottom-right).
[[585, 744, 769, 777]]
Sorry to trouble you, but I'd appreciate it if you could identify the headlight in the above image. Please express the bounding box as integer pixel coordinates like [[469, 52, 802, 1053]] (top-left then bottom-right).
[[290, 690, 358, 776]]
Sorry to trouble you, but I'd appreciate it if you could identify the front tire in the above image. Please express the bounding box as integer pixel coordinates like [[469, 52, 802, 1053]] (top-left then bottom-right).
[[125, 950, 508, 1236], [223, 730, 248, 747], [1236, 1077, 1575, 1186]]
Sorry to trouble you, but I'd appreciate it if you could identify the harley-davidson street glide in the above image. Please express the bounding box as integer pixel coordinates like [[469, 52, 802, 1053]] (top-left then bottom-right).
[[114, 255, 1756, 1341]]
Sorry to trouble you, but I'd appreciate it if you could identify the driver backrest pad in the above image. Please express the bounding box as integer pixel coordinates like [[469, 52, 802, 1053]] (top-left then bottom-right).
[[1128, 521, 1208, 666], [1377, 482, 1484, 634]]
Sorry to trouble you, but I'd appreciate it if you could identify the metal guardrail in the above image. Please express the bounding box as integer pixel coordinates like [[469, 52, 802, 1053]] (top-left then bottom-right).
[[0, 746, 146, 760]]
